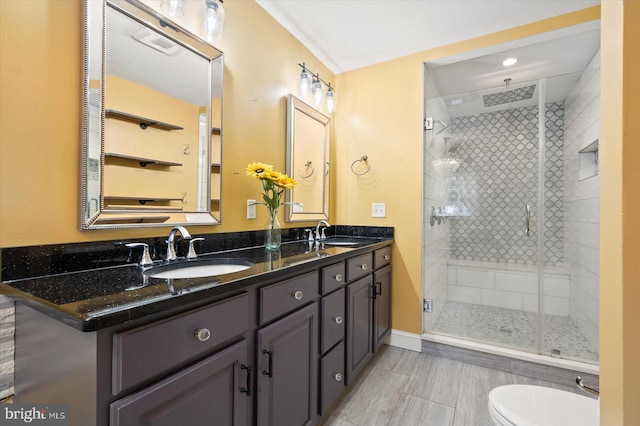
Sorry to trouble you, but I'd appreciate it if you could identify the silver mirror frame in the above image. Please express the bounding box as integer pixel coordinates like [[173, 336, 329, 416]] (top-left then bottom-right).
[[81, 0, 224, 229], [285, 95, 330, 222]]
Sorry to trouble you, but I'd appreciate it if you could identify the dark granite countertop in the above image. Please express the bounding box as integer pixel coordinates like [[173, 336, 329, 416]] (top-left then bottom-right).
[[0, 226, 393, 332]]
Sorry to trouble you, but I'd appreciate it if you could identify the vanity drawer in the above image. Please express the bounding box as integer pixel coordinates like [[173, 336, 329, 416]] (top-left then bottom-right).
[[321, 262, 346, 294], [346, 253, 373, 282], [319, 341, 346, 416], [112, 292, 249, 395], [374, 246, 392, 269], [260, 271, 319, 324], [320, 287, 345, 354]]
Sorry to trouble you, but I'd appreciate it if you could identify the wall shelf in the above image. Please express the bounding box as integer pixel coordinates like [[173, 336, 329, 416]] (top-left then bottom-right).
[[105, 109, 184, 131], [105, 153, 183, 168]]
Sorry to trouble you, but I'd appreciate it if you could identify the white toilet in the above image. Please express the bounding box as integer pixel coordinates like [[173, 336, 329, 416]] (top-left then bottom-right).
[[488, 384, 599, 426]]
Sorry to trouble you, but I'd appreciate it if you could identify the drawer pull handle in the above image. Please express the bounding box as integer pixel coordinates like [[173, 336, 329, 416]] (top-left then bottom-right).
[[334, 274, 343, 282], [375, 281, 382, 296], [240, 364, 252, 396], [383, 254, 390, 261], [292, 290, 304, 300], [262, 350, 273, 378], [334, 316, 343, 324], [334, 373, 343, 382], [360, 263, 368, 271], [194, 328, 211, 342]]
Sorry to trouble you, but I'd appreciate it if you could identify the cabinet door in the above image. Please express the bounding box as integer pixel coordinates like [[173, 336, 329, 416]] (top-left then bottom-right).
[[110, 339, 250, 426], [373, 265, 392, 352], [345, 275, 373, 385], [257, 302, 317, 426]]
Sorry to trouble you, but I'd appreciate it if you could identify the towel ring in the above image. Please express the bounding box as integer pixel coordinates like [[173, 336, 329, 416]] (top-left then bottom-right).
[[350, 155, 371, 176], [297, 161, 315, 179]]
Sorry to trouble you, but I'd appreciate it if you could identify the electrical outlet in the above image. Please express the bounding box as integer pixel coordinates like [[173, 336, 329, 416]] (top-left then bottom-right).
[[371, 202, 386, 218], [247, 200, 256, 219]]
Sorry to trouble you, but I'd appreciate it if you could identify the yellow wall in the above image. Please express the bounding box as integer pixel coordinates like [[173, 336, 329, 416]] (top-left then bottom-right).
[[0, 0, 333, 247], [600, 1, 640, 424], [1, 1, 639, 422], [334, 6, 601, 335]]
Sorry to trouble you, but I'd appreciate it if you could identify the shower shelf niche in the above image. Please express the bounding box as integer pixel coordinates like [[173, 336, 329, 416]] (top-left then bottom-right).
[[578, 139, 599, 181]]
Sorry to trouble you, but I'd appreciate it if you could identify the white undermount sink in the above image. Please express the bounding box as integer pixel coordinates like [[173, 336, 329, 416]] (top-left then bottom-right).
[[145, 259, 253, 279], [319, 238, 368, 247]]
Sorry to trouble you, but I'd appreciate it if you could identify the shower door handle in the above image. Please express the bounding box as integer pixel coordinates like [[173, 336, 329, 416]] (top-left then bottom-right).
[[525, 205, 532, 237]]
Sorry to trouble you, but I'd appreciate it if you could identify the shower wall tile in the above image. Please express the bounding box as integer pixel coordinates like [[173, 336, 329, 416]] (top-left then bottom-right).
[[543, 276, 570, 298], [481, 289, 523, 311], [563, 49, 600, 355], [494, 272, 537, 294], [449, 103, 565, 266], [456, 268, 494, 289], [447, 285, 482, 305]]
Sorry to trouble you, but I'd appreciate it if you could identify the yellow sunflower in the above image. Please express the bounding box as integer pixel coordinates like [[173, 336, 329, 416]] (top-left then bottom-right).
[[245, 162, 273, 178], [275, 174, 297, 189]]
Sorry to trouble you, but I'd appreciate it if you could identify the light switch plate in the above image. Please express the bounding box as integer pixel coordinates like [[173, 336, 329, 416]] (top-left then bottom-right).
[[247, 200, 256, 219], [372, 202, 386, 218]]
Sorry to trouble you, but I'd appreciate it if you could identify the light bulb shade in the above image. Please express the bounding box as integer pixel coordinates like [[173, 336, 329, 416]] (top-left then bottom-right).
[[161, 0, 185, 17], [299, 70, 311, 99], [326, 89, 336, 113], [312, 80, 323, 108], [204, 0, 225, 44]]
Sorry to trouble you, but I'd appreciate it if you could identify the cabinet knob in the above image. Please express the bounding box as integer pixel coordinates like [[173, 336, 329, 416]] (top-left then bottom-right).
[[383, 254, 390, 261], [292, 290, 304, 300], [334, 373, 343, 382], [334, 316, 343, 324], [334, 274, 343, 282], [194, 328, 211, 342], [360, 263, 368, 271]]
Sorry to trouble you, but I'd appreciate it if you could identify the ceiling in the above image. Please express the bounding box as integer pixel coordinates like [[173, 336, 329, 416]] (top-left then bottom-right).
[[255, 0, 600, 74]]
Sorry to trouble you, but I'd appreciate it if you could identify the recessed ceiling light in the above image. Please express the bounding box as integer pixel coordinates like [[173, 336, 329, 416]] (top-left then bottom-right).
[[502, 58, 518, 67]]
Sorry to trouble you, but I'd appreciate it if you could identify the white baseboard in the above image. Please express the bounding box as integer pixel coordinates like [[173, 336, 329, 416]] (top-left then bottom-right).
[[384, 329, 422, 352]]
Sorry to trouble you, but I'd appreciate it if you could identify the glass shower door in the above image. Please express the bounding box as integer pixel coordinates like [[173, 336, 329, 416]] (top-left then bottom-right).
[[424, 76, 545, 355]]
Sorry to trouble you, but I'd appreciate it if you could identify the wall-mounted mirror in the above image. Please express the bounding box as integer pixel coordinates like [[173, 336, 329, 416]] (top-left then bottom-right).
[[285, 95, 330, 222], [81, 0, 223, 229]]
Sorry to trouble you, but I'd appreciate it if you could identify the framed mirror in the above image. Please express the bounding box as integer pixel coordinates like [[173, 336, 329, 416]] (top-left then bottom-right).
[[285, 95, 330, 222], [81, 0, 223, 229]]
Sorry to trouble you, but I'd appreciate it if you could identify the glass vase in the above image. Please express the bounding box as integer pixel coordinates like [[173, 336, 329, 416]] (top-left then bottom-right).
[[265, 208, 281, 250]]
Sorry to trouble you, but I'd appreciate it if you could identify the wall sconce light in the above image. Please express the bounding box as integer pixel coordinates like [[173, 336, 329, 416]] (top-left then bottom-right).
[[298, 63, 336, 113], [161, 0, 185, 17], [204, 0, 225, 44]]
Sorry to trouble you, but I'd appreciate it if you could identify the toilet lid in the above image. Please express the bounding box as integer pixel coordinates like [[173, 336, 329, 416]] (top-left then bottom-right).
[[489, 385, 599, 426]]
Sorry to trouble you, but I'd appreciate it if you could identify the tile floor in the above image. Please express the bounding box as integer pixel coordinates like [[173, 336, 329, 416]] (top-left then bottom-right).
[[431, 301, 599, 362], [321, 344, 592, 426]]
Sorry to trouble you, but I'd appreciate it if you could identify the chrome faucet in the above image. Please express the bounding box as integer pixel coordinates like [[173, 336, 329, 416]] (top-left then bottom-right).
[[315, 220, 330, 241], [166, 226, 192, 261]]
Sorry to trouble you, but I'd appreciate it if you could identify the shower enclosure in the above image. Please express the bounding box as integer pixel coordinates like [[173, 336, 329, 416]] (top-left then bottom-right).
[[422, 32, 600, 366]]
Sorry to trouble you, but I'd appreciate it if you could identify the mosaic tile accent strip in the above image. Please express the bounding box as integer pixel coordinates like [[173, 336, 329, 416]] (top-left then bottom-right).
[[431, 300, 598, 362], [483, 84, 536, 107], [0, 296, 14, 398], [448, 103, 565, 266]]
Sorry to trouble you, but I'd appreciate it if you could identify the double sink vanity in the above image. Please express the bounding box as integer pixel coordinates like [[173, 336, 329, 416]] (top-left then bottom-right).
[[1, 226, 393, 426]]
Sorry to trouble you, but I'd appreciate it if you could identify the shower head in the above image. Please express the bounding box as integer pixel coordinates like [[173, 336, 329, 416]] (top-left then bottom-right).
[[483, 84, 536, 107]]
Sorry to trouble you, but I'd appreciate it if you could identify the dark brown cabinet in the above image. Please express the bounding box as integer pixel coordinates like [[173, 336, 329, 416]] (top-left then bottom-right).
[[256, 302, 318, 426], [345, 248, 392, 385], [110, 339, 250, 426], [373, 264, 392, 352]]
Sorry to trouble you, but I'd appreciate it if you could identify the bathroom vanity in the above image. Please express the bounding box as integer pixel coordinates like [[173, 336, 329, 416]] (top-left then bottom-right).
[[1, 229, 392, 426]]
